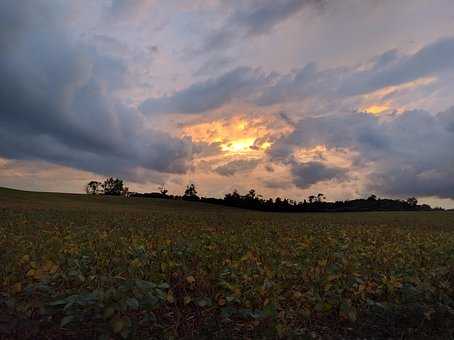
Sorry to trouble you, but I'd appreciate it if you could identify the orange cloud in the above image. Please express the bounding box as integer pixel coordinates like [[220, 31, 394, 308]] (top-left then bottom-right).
[[182, 115, 275, 156], [363, 104, 390, 115]]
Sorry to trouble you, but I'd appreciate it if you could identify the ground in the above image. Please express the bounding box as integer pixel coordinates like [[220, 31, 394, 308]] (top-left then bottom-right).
[[1, 187, 454, 339]]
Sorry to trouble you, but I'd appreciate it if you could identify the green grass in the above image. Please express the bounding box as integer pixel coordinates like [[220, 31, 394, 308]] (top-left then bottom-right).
[[1, 187, 454, 339]]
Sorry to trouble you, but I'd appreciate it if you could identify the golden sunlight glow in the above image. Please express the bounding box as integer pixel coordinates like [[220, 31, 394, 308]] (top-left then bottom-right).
[[237, 120, 247, 131], [363, 104, 390, 115], [221, 138, 256, 153], [261, 142, 272, 150], [181, 116, 275, 156]]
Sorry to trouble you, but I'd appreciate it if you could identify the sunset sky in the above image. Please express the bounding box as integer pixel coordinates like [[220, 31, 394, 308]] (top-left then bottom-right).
[[1, 0, 454, 207]]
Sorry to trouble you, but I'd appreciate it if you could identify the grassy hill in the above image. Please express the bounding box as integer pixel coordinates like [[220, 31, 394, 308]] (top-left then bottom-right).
[[1, 187, 454, 338]]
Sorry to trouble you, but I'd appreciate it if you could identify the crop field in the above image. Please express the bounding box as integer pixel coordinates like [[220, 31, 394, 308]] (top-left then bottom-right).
[[1, 187, 454, 339]]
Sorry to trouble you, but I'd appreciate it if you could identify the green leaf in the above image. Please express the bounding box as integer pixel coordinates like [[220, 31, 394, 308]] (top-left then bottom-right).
[[158, 282, 170, 289], [136, 280, 156, 290], [49, 295, 76, 306], [126, 297, 139, 310], [221, 306, 235, 318], [262, 303, 277, 317], [60, 315, 74, 328], [49, 299, 68, 306]]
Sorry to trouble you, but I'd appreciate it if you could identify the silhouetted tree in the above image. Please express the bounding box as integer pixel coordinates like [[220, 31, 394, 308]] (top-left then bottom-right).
[[102, 177, 124, 196], [183, 183, 199, 201], [406, 197, 418, 207], [316, 193, 326, 202], [86, 181, 102, 195], [158, 184, 168, 197], [244, 189, 257, 201], [125, 183, 436, 213], [245, 189, 256, 200], [224, 189, 241, 202]]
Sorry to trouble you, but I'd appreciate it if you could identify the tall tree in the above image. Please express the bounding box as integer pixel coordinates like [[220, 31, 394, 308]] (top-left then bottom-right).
[[406, 197, 418, 207], [102, 177, 124, 196], [158, 184, 168, 197], [86, 181, 102, 195], [183, 183, 199, 200]]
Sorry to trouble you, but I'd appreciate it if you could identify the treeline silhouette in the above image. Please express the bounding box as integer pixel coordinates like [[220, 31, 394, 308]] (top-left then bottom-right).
[[86, 178, 440, 212]]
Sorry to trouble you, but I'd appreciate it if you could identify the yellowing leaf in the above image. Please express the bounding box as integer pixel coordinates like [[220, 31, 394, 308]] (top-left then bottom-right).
[[130, 258, 141, 268], [49, 264, 59, 274], [13, 282, 22, 293], [186, 275, 196, 284], [293, 291, 303, 299], [166, 291, 175, 304], [184, 296, 192, 305], [112, 318, 125, 334]]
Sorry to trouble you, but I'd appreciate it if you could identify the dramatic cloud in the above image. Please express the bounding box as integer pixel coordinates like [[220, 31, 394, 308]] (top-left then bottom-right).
[[143, 37, 454, 118], [290, 161, 348, 189], [1, 0, 454, 206], [214, 158, 260, 176], [0, 0, 194, 180], [140, 67, 267, 114], [270, 109, 454, 198], [339, 37, 454, 96], [257, 37, 454, 105]]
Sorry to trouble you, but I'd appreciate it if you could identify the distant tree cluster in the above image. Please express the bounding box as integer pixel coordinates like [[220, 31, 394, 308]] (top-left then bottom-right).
[[86, 179, 440, 212], [210, 191, 434, 212], [85, 177, 127, 196]]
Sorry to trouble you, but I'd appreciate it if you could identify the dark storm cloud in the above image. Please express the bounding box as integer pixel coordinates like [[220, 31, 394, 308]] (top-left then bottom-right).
[[270, 109, 454, 198], [140, 67, 267, 114], [290, 161, 347, 189], [255, 63, 323, 106], [214, 159, 260, 176], [142, 37, 454, 115], [269, 113, 386, 161], [257, 37, 454, 105], [339, 37, 454, 96], [0, 0, 194, 179]]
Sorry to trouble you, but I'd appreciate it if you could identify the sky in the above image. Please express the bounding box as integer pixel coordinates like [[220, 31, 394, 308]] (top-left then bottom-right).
[[1, 0, 454, 208]]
